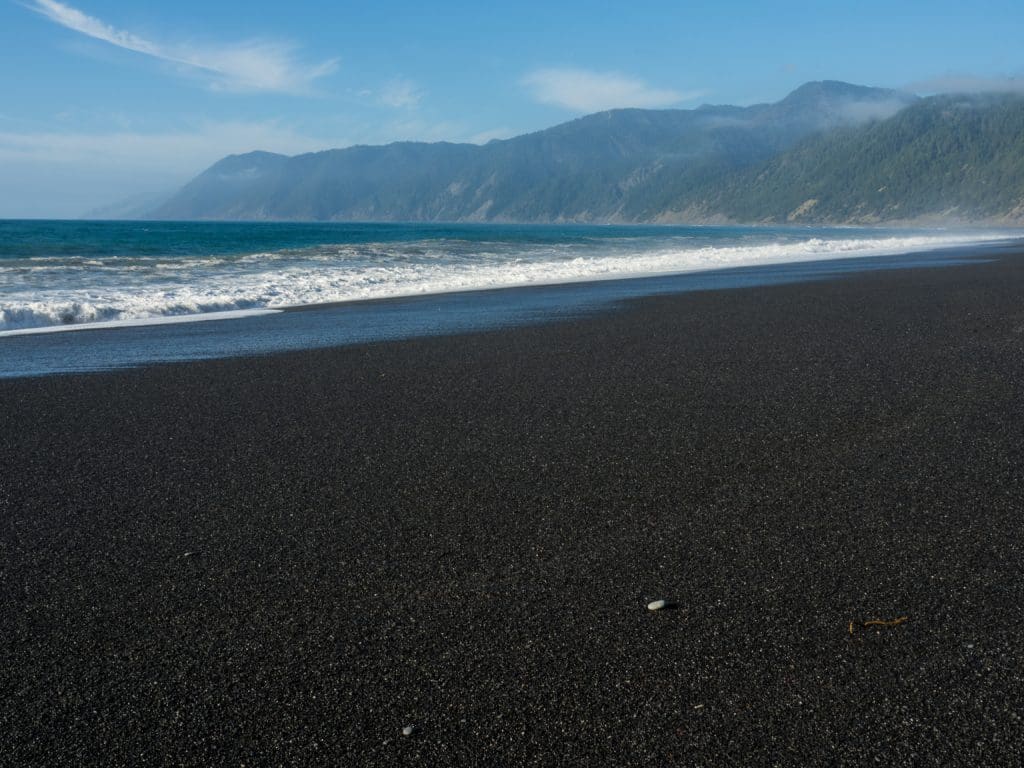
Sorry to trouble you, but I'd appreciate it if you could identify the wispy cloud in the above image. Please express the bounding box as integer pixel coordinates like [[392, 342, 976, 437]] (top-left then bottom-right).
[[26, 0, 337, 93], [468, 127, 514, 145], [521, 68, 702, 112], [835, 98, 913, 124], [908, 73, 1024, 95], [378, 78, 422, 109]]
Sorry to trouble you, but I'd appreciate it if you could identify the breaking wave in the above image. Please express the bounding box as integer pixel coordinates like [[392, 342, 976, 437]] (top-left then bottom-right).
[[0, 228, 1011, 335]]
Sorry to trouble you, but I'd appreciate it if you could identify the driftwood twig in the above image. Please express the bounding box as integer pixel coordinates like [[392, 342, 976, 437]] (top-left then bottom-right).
[[848, 616, 908, 635]]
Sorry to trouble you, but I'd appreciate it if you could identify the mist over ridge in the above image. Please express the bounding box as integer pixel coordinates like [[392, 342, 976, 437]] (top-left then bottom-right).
[[148, 81, 1024, 226]]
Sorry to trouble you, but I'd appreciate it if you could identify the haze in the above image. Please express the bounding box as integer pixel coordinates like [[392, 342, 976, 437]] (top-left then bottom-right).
[[1, 0, 1022, 218]]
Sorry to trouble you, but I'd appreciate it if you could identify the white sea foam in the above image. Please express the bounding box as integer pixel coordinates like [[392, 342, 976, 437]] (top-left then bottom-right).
[[0, 231, 1010, 335], [0, 309, 282, 337]]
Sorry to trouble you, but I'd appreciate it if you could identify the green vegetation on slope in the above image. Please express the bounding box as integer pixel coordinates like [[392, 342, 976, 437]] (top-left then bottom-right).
[[152, 82, 914, 223], [698, 94, 1024, 224], [150, 85, 1024, 225]]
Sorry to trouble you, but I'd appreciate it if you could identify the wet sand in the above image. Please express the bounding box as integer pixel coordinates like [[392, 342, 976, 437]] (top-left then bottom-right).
[[2, 251, 1023, 765]]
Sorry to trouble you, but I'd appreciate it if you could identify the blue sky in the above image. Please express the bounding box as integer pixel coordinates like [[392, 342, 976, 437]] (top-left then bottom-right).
[[1, 0, 1022, 217]]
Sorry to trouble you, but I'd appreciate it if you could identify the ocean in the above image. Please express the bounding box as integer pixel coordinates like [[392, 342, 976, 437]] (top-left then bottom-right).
[[0, 220, 1016, 376]]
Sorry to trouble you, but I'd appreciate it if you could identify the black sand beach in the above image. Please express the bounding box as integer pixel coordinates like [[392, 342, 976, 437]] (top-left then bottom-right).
[[2, 251, 1024, 765]]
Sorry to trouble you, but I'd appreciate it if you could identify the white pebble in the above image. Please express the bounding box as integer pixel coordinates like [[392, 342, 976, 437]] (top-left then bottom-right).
[[402, 725, 415, 737], [647, 599, 668, 611]]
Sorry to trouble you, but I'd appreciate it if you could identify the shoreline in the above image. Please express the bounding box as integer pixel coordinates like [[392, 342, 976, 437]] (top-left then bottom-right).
[[2, 237, 1018, 378], [3, 247, 1024, 764], [0, 224, 1016, 346]]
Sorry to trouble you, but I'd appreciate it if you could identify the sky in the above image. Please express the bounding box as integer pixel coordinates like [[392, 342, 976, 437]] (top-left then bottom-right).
[[1, 0, 1022, 218]]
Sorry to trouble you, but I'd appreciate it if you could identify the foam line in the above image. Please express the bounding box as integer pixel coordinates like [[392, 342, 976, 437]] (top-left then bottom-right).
[[0, 231, 1012, 335], [0, 309, 282, 337]]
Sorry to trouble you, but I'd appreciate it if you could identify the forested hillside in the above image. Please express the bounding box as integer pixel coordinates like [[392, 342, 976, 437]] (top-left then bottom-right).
[[149, 85, 1024, 225], [684, 94, 1024, 224]]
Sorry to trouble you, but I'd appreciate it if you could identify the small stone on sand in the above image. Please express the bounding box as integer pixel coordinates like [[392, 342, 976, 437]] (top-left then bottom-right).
[[402, 725, 415, 737], [647, 599, 668, 611]]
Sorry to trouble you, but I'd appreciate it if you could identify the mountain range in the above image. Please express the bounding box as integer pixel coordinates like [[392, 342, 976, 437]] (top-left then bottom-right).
[[149, 81, 1024, 225]]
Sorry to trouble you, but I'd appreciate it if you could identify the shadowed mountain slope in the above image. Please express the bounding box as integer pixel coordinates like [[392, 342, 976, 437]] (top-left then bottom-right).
[[152, 81, 922, 223]]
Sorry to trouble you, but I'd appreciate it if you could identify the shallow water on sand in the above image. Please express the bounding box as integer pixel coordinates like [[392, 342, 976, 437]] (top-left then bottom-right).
[[0, 220, 1012, 336], [0, 241, 1010, 378]]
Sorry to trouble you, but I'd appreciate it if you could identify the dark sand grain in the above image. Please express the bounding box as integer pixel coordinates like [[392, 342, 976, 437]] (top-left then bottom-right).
[[2, 252, 1024, 765]]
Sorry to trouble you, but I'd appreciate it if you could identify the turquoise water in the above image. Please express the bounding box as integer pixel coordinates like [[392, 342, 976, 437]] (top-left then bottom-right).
[[1, 220, 1011, 334], [0, 220, 1015, 376], [0, 220, 662, 260]]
